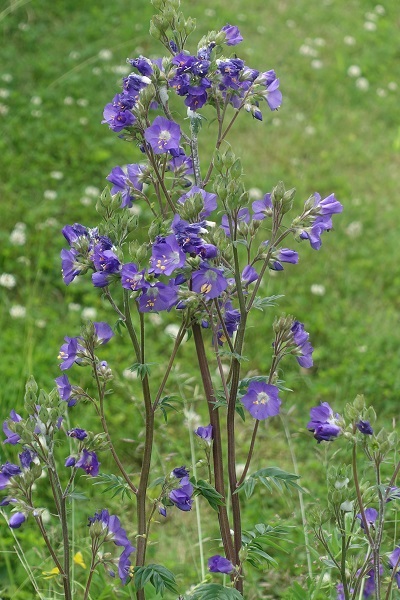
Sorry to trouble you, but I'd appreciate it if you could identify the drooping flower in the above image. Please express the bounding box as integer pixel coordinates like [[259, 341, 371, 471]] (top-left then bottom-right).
[[172, 466, 189, 479], [241, 381, 281, 420], [208, 554, 234, 574], [75, 450, 100, 476], [3, 410, 22, 445], [307, 402, 342, 443], [298, 192, 343, 250], [67, 428, 87, 441], [144, 116, 181, 154], [221, 24, 243, 46], [61, 248, 82, 285], [291, 321, 314, 368], [356, 507, 378, 531], [241, 265, 258, 286], [252, 193, 272, 220], [270, 247, 299, 271], [356, 420, 373, 435], [55, 374, 78, 407], [93, 322, 114, 345], [0, 462, 21, 490], [58, 336, 84, 371], [88, 509, 135, 583], [195, 424, 213, 443], [169, 476, 193, 511], [9, 512, 26, 529]]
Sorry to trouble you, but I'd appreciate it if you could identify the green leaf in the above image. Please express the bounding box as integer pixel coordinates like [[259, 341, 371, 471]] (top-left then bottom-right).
[[148, 476, 166, 489], [189, 584, 244, 599], [191, 478, 225, 511], [217, 349, 249, 362], [252, 295, 284, 311], [128, 362, 155, 379], [156, 395, 182, 423], [92, 473, 132, 500], [235, 467, 304, 498], [133, 564, 178, 597]]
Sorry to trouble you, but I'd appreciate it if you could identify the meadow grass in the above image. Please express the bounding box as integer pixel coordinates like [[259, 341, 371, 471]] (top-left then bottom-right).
[[1, 0, 399, 597]]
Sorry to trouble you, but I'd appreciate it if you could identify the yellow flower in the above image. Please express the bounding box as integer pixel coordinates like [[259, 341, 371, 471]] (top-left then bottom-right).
[[42, 567, 60, 579], [73, 551, 87, 569]]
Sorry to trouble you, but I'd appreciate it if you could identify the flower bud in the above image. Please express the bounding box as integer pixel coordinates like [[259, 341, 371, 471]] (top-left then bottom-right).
[[223, 148, 235, 168], [230, 158, 242, 179], [271, 181, 285, 205]]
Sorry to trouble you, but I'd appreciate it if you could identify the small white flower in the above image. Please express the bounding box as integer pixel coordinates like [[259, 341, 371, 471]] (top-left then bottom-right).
[[0, 273, 16, 289], [80, 196, 92, 206], [50, 170, 63, 180], [85, 186, 100, 197], [304, 125, 316, 136], [81, 307, 97, 320], [299, 44, 318, 57], [344, 35, 356, 45], [92, 67, 102, 76], [98, 49, 113, 61], [310, 284, 326, 296], [388, 81, 398, 91], [248, 187, 263, 200], [345, 221, 363, 237], [0, 88, 10, 98], [10, 229, 26, 245], [10, 305, 26, 318], [79, 117, 88, 125], [123, 368, 138, 380], [68, 303, 81, 312], [1, 74, 13, 82], [69, 50, 80, 60], [356, 77, 369, 91], [0, 103, 9, 115], [347, 65, 361, 78], [376, 87, 387, 97], [30, 96, 42, 105], [365, 11, 378, 21], [364, 21, 377, 31], [35, 319, 46, 329], [44, 190, 57, 200], [63, 96, 74, 105], [286, 19, 296, 28], [77, 98, 88, 107], [374, 4, 385, 15], [311, 59, 323, 70]]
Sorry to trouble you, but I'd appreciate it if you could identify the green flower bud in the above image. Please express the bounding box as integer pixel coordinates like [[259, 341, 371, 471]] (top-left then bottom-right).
[[282, 187, 296, 213], [353, 394, 366, 412], [223, 148, 235, 168], [213, 150, 224, 172], [230, 158, 242, 179], [271, 181, 285, 205]]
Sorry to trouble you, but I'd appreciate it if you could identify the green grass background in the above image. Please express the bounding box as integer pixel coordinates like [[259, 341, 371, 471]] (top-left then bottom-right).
[[1, 0, 399, 597]]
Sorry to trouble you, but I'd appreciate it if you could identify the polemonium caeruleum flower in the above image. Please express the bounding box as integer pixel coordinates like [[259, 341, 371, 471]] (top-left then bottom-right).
[[2, 410, 22, 445], [389, 547, 400, 588], [150, 235, 186, 276], [208, 554, 235, 574], [356, 420, 374, 435], [195, 424, 213, 443], [169, 476, 193, 511], [220, 24, 243, 46], [356, 507, 378, 531], [307, 402, 341, 442], [144, 116, 181, 154], [9, 512, 26, 529], [192, 264, 228, 300], [291, 321, 314, 368], [75, 450, 100, 476], [241, 381, 281, 420]]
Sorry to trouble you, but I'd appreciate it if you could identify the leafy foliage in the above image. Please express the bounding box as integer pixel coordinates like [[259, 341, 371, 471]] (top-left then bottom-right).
[[133, 564, 178, 596], [252, 295, 284, 311], [235, 467, 303, 498], [128, 362, 155, 379], [242, 523, 290, 569], [156, 394, 182, 422], [191, 478, 225, 511], [92, 473, 133, 500]]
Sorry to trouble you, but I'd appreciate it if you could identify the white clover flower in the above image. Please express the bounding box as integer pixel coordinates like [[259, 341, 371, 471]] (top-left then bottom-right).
[[77, 98, 88, 107], [164, 324, 181, 339], [79, 117, 88, 126], [388, 81, 398, 91], [248, 187, 263, 200], [299, 44, 318, 57], [10, 229, 26, 245], [310, 284, 326, 296], [364, 21, 377, 31], [0, 88, 10, 98], [311, 59, 323, 69], [31, 109, 42, 118], [0, 104, 9, 115], [92, 67, 102, 76], [68, 303, 81, 312], [10, 305, 26, 318], [80, 196, 92, 206], [81, 307, 97, 320], [85, 186, 100, 197], [63, 96, 74, 105], [98, 49, 113, 61], [356, 77, 369, 91], [50, 170, 63, 180], [345, 221, 363, 238], [344, 35, 356, 45], [347, 65, 361, 78], [376, 88, 387, 97], [1, 74, 13, 82], [123, 368, 139, 380], [374, 4, 385, 14], [44, 190, 57, 200], [30, 96, 42, 105], [0, 273, 16, 289]]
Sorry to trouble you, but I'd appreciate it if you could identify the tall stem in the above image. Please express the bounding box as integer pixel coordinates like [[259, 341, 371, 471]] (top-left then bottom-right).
[[192, 323, 234, 563]]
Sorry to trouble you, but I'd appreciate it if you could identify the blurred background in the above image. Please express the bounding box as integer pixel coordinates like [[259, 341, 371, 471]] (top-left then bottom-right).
[[0, 0, 399, 597]]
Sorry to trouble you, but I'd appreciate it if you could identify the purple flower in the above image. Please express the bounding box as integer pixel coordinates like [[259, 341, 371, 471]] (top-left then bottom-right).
[[387, 487, 400, 502], [106, 166, 133, 207], [208, 554, 234, 574], [241, 265, 258, 286], [144, 116, 181, 155], [357, 508, 378, 531], [93, 322, 114, 345], [178, 186, 217, 219], [221, 208, 250, 236], [0, 461, 21, 490], [389, 547, 400, 589], [3, 410, 22, 445], [195, 424, 213, 443], [252, 194, 272, 220], [241, 382, 281, 420], [67, 428, 87, 441], [88, 509, 135, 584], [221, 24, 243, 46], [291, 321, 314, 368], [270, 248, 299, 271], [75, 450, 100, 476], [102, 100, 136, 132], [61, 248, 82, 285], [65, 455, 76, 467], [62, 223, 88, 246], [150, 235, 186, 276], [128, 55, 153, 77], [137, 281, 178, 312], [264, 77, 282, 111], [172, 466, 189, 479], [58, 336, 84, 371], [356, 420, 373, 435], [55, 374, 77, 407], [9, 512, 26, 529], [192, 264, 228, 300], [121, 263, 146, 292], [307, 402, 341, 443], [19, 449, 34, 470], [169, 476, 193, 511], [299, 193, 343, 250], [159, 505, 167, 517]]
